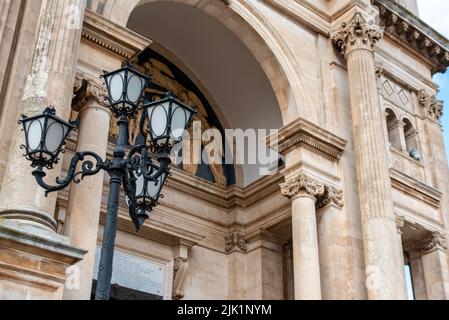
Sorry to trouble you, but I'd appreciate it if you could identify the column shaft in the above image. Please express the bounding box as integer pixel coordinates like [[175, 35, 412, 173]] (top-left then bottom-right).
[[421, 250, 449, 299], [291, 194, 321, 300], [317, 204, 351, 300], [333, 12, 407, 299], [418, 233, 449, 300], [0, 0, 85, 234], [63, 93, 110, 300]]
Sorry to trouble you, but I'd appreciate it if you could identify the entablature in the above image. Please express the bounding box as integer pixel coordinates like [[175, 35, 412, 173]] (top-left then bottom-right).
[[373, 0, 449, 74]]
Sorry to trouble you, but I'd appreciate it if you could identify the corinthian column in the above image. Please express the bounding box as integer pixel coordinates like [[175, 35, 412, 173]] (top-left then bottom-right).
[[0, 0, 85, 235], [332, 12, 407, 299], [418, 232, 449, 300], [281, 173, 325, 300], [63, 76, 111, 300], [0, 0, 86, 300]]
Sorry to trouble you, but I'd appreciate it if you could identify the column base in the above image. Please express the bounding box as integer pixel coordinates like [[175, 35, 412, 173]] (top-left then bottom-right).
[[0, 207, 58, 234], [0, 223, 86, 300]]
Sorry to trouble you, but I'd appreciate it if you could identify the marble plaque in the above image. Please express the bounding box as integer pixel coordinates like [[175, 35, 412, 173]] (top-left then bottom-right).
[[93, 246, 165, 296]]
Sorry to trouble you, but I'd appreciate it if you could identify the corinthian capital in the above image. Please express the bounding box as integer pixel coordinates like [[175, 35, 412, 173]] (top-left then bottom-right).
[[280, 173, 325, 200], [332, 12, 384, 58], [316, 186, 344, 209], [417, 89, 444, 122], [72, 75, 109, 111], [418, 232, 448, 254]]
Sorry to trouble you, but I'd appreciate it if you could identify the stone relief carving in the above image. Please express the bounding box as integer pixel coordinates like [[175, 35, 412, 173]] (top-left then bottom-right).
[[417, 89, 444, 122], [280, 173, 344, 209], [316, 186, 344, 209], [172, 257, 188, 300], [72, 75, 109, 111], [417, 232, 448, 254], [390, 149, 425, 182], [395, 215, 405, 234], [280, 173, 325, 200], [225, 231, 247, 253], [109, 57, 227, 186], [375, 0, 449, 73], [332, 12, 384, 57]]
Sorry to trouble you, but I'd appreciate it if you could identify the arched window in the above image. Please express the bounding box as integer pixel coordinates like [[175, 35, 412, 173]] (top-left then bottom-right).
[[403, 118, 420, 160], [385, 108, 402, 150]]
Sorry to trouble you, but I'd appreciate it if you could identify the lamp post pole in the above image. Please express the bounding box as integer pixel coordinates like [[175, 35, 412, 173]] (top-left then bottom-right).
[[95, 115, 128, 300], [18, 65, 197, 300]]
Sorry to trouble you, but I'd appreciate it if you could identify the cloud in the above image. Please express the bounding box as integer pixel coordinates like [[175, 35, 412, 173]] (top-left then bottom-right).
[[417, 0, 449, 37]]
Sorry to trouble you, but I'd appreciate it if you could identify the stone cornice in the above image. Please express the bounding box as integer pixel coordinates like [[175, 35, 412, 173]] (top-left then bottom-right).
[[269, 117, 347, 161], [332, 12, 383, 58], [390, 168, 442, 209], [82, 9, 151, 60], [372, 0, 449, 74], [64, 137, 285, 210]]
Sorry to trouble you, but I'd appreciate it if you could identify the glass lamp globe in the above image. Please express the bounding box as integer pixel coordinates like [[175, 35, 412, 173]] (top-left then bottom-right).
[[144, 92, 197, 154], [102, 64, 150, 118], [19, 107, 76, 169]]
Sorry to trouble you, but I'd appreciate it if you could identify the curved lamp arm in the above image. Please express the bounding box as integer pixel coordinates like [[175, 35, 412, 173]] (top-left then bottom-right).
[[127, 145, 171, 182], [32, 151, 106, 197]]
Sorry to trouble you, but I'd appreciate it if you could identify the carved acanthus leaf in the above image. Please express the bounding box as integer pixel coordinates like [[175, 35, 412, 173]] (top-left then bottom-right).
[[332, 12, 384, 58], [417, 89, 444, 122], [280, 173, 325, 200], [225, 231, 247, 253], [418, 232, 448, 254], [374, 0, 449, 74], [316, 186, 344, 209], [72, 75, 108, 111]]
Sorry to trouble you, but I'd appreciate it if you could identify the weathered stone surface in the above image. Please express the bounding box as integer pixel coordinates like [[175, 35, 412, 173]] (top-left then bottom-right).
[[0, 0, 448, 301]]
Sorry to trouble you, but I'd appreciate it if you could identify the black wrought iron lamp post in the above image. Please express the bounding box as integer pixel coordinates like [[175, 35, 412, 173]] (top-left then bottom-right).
[[18, 64, 196, 300]]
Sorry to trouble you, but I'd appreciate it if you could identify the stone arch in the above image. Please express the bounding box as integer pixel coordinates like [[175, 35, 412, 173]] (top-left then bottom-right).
[[402, 117, 419, 155], [385, 107, 401, 150], [102, 0, 302, 125]]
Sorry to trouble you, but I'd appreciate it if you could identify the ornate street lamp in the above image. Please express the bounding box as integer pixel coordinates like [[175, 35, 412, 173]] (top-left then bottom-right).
[[19, 107, 77, 169], [18, 64, 196, 300]]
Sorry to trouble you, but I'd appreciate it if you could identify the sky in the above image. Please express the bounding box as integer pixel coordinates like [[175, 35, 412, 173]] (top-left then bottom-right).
[[417, 0, 449, 157], [404, 1, 449, 300]]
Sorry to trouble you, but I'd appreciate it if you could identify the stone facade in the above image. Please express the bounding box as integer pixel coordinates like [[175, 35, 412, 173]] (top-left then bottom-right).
[[0, 0, 449, 300]]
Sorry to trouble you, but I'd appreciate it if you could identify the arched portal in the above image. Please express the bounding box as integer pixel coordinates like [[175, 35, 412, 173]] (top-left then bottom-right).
[[110, 0, 295, 186], [103, 0, 299, 124]]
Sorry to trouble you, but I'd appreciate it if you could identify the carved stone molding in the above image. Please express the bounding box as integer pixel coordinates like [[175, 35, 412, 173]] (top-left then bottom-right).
[[172, 257, 188, 300], [418, 232, 448, 254], [280, 173, 325, 200], [316, 186, 344, 209], [395, 215, 405, 234], [72, 75, 109, 111], [82, 10, 150, 60], [332, 12, 384, 58], [417, 89, 444, 122], [225, 231, 247, 253], [373, 0, 449, 74], [280, 173, 344, 209], [268, 116, 347, 162]]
